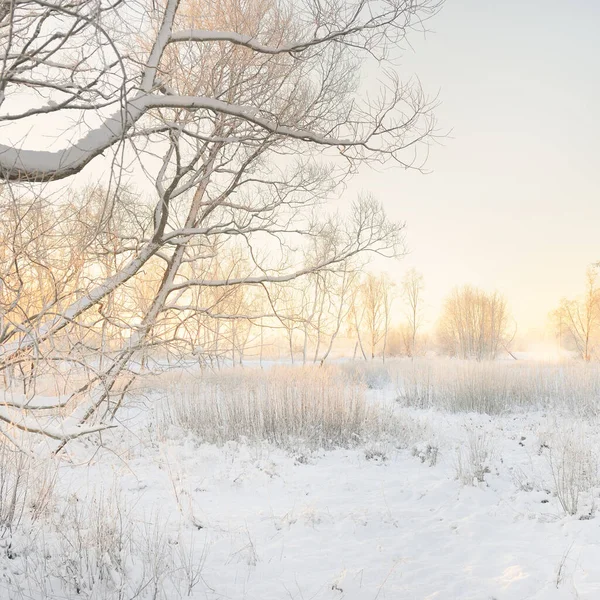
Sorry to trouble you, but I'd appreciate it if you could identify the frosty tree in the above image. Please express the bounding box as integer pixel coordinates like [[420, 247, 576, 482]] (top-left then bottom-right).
[[0, 0, 441, 443]]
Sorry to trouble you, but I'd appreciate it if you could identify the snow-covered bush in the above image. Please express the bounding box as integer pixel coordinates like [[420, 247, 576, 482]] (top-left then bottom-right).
[[455, 431, 491, 486], [398, 363, 436, 408], [0, 440, 56, 539], [7, 490, 209, 600], [412, 442, 440, 467], [544, 428, 599, 516]]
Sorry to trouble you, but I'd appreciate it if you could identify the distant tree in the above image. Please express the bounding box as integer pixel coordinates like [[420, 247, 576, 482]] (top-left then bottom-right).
[[552, 267, 600, 362], [401, 268, 425, 357], [316, 263, 357, 365], [354, 273, 395, 361], [438, 285, 510, 360]]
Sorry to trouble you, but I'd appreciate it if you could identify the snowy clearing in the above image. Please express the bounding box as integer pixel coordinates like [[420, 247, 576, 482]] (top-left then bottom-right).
[[1, 362, 600, 599]]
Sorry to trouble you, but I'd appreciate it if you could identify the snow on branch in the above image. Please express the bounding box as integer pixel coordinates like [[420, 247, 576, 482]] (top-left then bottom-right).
[[0, 0, 436, 182], [0, 97, 147, 182], [0, 407, 116, 441], [0, 89, 415, 181]]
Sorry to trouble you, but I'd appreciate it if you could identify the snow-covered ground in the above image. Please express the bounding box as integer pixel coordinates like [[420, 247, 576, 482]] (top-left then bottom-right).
[[2, 364, 600, 599]]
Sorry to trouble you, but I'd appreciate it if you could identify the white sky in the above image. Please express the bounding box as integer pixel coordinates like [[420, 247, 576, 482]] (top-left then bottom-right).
[[347, 0, 600, 335]]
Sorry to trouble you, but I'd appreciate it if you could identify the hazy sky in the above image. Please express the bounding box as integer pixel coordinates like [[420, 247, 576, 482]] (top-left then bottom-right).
[[349, 0, 600, 334]]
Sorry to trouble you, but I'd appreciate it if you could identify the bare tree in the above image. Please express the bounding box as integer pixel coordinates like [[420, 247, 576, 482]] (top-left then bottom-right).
[[316, 261, 357, 365], [355, 272, 395, 360], [552, 267, 600, 362], [294, 238, 359, 365], [350, 285, 369, 361], [437, 285, 510, 360], [0, 0, 441, 443], [401, 268, 424, 357]]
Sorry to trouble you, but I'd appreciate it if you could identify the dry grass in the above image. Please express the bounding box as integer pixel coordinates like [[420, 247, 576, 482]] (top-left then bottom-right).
[[154, 366, 407, 450], [390, 358, 600, 415], [0, 438, 56, 538], [5, 488, 209, 600]]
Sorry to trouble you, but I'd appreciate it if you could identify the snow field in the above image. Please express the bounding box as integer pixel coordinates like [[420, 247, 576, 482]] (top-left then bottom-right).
[[1, 361, 600, 599]]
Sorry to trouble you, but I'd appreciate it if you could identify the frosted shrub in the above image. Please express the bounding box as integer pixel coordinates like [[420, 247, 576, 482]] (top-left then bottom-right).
[[0, 440, 56, 538], [53, 492, 132, 596], [455, 432, 491, 486], [544, 429, 599, 516]]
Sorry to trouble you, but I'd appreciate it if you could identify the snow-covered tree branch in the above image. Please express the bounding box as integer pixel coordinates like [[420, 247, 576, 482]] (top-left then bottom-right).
[[0, 0, 441, 444]]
